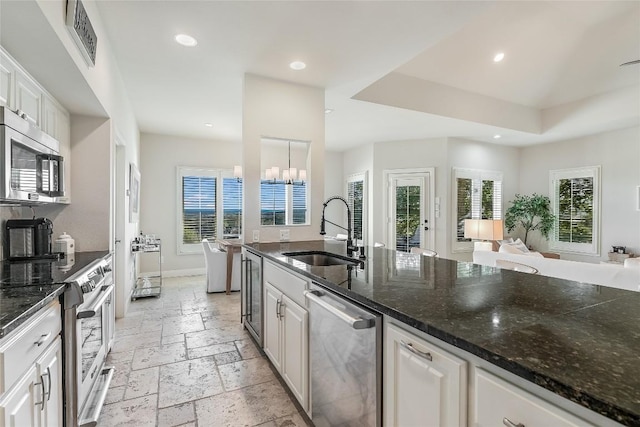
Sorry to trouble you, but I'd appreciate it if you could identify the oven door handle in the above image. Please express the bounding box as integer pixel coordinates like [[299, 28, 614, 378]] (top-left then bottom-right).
[[77, 285, 114, 319]]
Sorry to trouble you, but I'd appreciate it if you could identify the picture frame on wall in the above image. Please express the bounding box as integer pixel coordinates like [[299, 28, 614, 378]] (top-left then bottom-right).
[[129, 163, 140, 223]]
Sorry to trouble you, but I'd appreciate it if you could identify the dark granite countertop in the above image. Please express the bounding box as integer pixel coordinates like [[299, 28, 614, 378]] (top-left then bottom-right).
[[244, 240, 640, 426], [0, 251, 110, 338]]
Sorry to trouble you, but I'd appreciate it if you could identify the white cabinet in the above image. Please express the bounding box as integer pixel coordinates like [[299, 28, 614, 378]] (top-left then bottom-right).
[[384, 322, 467, 427], [264, 282, 283, 372], [0, 301, 63, 427], [0, 366, 38, 427], [473, 368, 593, 427], [263, 261, 309, 411], [15, 73, 41, 127], [280, 293, 308, 406], [0, 58, 15, 108], [36, 340, 62, 427]]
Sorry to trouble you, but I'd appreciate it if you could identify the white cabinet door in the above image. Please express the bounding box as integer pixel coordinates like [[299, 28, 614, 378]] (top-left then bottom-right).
[[36, 340, 62, 427], [0, 58, 15, 108], [281, 295, 308, 410], [15, 74, 41, 127], [384, 323, 467, 427], [42, 97, 58, 140], [473, 368, 592, 427], [0, 365, 39, 427], [264, 282, 282, 372]]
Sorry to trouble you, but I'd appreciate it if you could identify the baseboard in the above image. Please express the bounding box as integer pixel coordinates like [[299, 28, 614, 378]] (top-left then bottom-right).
[[139, 268, 205, 278]]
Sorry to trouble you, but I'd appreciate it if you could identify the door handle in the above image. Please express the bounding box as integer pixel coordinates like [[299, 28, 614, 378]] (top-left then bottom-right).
[[424, 226, 429, 230]]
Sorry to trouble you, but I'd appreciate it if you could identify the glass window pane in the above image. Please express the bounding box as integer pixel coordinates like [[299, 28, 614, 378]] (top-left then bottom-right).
[[222, 178, 242, 238], [292, 184, 307, 224], [182, 176, 216, 243], [261, 181, 286, 225]]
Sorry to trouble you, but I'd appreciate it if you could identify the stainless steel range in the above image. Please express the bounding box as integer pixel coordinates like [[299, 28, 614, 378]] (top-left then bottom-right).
[[63, 253, 114, 427]]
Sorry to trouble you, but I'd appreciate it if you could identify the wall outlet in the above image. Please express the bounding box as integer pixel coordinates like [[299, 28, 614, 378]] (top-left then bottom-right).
[[280, 229, 290, 241], [252, 230, 260, 242]]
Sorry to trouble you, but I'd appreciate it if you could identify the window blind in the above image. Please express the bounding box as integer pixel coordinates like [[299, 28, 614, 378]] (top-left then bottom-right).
[[556, 177, 594, 243], [347, 180, 364, 240], [182, 176, 216, 244], [292, 184, 307, 224], [260, 181, 286, 225], [222, 178, 242, 238]]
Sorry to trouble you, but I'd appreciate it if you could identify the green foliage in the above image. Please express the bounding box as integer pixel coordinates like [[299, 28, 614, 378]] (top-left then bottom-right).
[[504, 194, 555, 245]]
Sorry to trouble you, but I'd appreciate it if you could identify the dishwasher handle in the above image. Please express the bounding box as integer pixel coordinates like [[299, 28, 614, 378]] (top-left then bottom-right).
[[304, 290, 375, 330]]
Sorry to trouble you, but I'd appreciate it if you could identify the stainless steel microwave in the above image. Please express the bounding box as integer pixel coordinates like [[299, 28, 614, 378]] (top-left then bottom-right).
[[0, 107, 65, 204]]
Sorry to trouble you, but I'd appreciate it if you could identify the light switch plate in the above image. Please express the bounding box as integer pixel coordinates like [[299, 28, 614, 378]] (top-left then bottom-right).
[[252, 230, 260, 242], [280, 229, 290, 241]]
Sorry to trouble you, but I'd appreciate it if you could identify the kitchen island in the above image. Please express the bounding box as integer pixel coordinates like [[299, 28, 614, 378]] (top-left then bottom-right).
[[244, 240, 640, 426]]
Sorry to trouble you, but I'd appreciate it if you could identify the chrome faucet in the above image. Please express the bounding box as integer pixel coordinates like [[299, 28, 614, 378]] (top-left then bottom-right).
[[320, 196, 357, 256]]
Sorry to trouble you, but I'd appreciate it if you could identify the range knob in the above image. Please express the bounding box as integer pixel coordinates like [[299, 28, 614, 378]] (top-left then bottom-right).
[[103, 264, 112, 273]]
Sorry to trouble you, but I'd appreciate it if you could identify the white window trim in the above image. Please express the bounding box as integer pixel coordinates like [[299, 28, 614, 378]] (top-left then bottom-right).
[[177, 166, 238, 255], [346, 171, 368, 246], [549, 166, 601, 256], [452, 167, 503, 253]]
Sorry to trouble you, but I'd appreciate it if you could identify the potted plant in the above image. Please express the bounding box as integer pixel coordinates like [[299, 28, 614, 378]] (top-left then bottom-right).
[[504, 193, 555, 246]]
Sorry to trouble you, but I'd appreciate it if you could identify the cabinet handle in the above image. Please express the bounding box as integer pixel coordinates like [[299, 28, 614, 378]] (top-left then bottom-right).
[[276, 299, 281, 320], [503, 417, 525, 427], [400, 340, 432, 361], [34, 332, 51, 347], [35, 375, 46, 410], [46, 367, 52, 401]]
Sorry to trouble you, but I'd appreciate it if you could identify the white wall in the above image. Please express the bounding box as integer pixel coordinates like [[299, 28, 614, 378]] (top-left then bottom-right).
[[323, 150, 345, 238], [242, 74, 325, 243], [139, 133, 241, 274], [343, 144, 374, 245], [40, 116, 112, 252], [517, 126, 640, 261]]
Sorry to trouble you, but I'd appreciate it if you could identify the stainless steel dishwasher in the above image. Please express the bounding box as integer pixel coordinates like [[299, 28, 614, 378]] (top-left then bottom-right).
[[304, 282, 381, 427]]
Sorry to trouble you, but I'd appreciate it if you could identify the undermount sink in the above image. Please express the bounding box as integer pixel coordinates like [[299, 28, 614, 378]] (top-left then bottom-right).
[[282, 251, 360, 267]]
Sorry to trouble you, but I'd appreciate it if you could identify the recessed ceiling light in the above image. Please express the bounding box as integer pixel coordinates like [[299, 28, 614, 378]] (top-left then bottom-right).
[[289, 61, 306, 70], [175, 34, 197, 47], [493, 134, 502, 139], [493, 52, 505, 62], [204, 123, 213, 127], [325, 109, 333, 114]]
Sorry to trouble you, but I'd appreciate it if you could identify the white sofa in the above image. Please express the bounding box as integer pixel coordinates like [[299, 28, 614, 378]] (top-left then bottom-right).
[[473, 250, 640, 292]]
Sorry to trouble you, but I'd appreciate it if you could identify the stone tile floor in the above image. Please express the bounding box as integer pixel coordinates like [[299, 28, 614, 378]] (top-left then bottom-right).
[[98, 275, 311, 427]]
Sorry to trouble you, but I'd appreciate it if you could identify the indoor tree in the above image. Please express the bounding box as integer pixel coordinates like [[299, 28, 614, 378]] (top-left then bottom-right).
[[504, 193, 555, 245]]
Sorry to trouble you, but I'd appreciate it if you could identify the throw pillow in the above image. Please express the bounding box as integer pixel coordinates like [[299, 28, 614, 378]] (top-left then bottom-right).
[[498, 238, 514, 246], [508, 238, 530, 253], [499, 243, 524, 255]]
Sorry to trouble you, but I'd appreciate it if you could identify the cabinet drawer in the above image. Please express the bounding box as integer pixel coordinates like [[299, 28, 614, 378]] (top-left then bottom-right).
[[0, 302, 61, 394], [473, 368, 593, 427], [264, 261, 309, 306]]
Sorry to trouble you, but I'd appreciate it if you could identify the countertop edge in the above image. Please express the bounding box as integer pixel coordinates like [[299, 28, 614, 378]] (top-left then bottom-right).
[[245, 245, 638, 426], [0, 284, 66, 338]]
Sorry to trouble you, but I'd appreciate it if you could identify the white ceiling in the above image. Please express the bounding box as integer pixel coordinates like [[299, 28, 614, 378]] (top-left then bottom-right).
[[7, 1, 640, 151]]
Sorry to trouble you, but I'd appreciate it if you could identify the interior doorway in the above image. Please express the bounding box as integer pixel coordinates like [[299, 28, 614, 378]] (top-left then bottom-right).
[[385, 169, 435, 252]]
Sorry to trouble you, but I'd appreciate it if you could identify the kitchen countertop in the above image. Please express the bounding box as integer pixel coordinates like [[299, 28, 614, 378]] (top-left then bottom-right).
[[244, 240, 640, 426], [0, 251, 110, 338]]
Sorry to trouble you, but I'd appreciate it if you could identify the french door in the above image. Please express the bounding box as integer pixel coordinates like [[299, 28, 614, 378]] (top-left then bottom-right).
[[386, 170, 433, 252]]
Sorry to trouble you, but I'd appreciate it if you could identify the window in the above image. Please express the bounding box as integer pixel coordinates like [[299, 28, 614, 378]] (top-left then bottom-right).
[[177, 167, 243, 254], [346, 172, 367, 244], [260, 181, 308, 225], [452, 168, 503, 252], [549, 166, 600, 255]]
